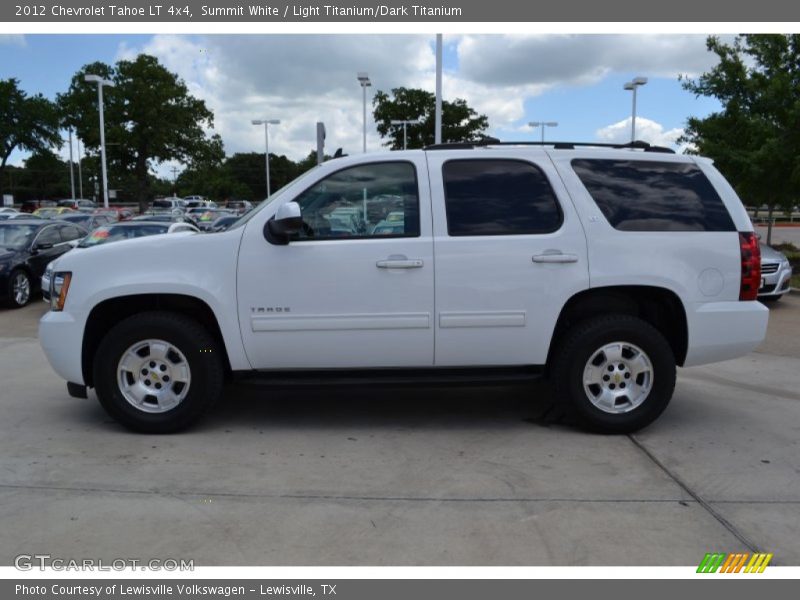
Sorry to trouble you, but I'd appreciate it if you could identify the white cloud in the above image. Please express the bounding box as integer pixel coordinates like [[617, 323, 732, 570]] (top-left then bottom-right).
[[455, 34, 724, 89], [596, 116, 684, 147]]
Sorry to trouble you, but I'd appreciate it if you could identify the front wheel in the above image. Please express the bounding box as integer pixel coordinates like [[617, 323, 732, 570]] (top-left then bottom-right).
[[550, 315, 676, 434], [6, 269, 32, 308], [93, 311, 224, 433]]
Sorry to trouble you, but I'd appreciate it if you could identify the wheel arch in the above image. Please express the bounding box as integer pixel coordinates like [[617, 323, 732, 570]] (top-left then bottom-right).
[[82, 294, 232, 387], [546, 285, 689, 368]]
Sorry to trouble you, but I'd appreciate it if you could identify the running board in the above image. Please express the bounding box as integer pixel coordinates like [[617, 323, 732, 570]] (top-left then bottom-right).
[[235, 366, 544, 388]]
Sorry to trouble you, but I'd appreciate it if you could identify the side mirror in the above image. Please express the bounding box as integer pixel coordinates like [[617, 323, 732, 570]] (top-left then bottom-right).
[[265, 202, 303, 245], [33, 242, 54, 253]]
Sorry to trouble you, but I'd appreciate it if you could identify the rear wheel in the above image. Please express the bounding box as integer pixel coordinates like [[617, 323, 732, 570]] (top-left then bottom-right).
[[93, 311, 224, 433], [550, 315, 676, 433]]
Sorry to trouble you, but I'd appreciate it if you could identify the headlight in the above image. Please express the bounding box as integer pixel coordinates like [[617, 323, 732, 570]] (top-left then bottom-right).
[[50, 272, 72, 311]]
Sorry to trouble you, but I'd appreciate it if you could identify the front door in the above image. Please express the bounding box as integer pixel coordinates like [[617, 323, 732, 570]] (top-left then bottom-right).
[[237, 158, 435, 370]]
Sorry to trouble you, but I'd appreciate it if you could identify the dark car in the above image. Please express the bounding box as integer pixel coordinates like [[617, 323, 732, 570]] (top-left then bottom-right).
[[0, 219, 88, 308], [186, 208, 235, 231], [94, 207, 134, 221], [58, 212, 114, 231], [20, 199, 56, 214], [131, 213, 195, 225], [57, 198, 97, 212], [211, 215, 240, 232]]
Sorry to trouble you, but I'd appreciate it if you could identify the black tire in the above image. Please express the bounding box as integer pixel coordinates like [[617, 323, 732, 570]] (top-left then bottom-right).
[[5, 268, 32, 308], [550, 315, 676, 434], [93, 311, 224, 433]]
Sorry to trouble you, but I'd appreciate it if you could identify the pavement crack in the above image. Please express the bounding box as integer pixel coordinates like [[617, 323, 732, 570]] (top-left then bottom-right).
[[627, 434, 762, 555]]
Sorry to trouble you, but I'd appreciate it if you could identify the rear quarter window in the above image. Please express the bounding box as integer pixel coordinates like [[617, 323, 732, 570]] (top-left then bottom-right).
[[571, 159, 735, 232]]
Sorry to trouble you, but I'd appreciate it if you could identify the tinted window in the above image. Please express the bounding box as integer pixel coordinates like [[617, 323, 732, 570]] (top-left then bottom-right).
[[571, 159, 735, 232], [59, 225, 85, 241], [293, 162, 420, 240], [35, 226, 61, 246], [442, 159, 562, 236]]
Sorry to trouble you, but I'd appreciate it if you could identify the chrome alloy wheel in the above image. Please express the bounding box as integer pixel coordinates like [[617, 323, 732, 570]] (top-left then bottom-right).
[[12, 272, 30, 306], [117, 339, 191, 413], [582, 341, 653, 414]]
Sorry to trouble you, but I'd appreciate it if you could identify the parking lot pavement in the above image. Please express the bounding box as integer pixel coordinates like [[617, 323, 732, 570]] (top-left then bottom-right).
[[0, 295, 798, 566]]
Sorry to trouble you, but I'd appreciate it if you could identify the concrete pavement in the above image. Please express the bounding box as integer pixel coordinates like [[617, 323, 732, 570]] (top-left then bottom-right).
[[0, 296, 798, 565]]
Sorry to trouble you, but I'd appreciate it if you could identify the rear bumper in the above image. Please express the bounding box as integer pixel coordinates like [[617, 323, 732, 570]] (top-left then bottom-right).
[[684, 300, 769, 367]]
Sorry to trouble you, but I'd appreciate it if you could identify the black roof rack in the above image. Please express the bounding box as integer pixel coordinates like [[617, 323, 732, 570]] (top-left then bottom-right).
[[424, 138, 675, 154]]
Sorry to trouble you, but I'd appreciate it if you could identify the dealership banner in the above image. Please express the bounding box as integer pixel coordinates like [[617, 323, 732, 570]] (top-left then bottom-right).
[[4, 579, 800, 599], [3, 0, 800, 22]]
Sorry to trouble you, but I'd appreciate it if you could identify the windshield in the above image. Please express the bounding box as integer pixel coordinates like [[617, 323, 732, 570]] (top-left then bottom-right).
[[152, 200, 174, 209], [0, 224, 39, 250], [78, 224, 168, 248]]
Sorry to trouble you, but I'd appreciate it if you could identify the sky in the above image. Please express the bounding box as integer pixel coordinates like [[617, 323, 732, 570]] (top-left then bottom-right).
[[0, 33, 725, 177]]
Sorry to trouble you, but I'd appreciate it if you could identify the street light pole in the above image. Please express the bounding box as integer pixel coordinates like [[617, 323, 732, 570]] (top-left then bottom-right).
[[84, 74, 114, 208], [528, 121, 559, 143], [68, 128, 75, 200], [623, 77, 648, 142], [357, 72, 371, 153], [435, 34, 443, 145], [76, 136, 83, 199], [252, 119, 281, 197], [390, 118, 422, 150]]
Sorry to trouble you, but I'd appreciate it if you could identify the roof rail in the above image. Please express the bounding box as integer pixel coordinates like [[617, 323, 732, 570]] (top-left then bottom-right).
[[424, 138, 675, 154]]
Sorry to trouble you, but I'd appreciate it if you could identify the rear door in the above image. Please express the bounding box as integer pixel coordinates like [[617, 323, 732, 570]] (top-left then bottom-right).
[[427, 151, 589, 366]]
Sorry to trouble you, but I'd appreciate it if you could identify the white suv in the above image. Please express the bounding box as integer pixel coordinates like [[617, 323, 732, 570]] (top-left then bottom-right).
[[39, 141, 768, 433]]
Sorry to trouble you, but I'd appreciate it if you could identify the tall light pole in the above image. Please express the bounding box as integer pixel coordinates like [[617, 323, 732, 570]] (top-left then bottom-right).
[[84, 74, 114, 208], [67, 129, 76, 200], [624, 76, 647, 142], [390, 118, 422, 150], [529, 121, 559, 143], [435, 34, 443, 145], [252, 119, 280, 197], [76, 136, 83, 199], [357, 72, 371, 153]]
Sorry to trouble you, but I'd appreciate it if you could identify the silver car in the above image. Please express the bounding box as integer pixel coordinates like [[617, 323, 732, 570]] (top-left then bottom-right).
[[759, 243, 793, 301]]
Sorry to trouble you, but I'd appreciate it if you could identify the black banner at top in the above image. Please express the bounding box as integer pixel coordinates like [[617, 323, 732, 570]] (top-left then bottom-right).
[[3, 0, 800, 22]]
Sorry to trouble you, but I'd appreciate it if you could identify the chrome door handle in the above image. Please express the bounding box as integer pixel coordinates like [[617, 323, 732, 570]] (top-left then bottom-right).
[[532, 253, 579, 264], [376, 256, 424, 269]]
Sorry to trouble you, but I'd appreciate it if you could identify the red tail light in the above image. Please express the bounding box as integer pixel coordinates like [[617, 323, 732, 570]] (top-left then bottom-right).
[[739, 232, 761, 301]]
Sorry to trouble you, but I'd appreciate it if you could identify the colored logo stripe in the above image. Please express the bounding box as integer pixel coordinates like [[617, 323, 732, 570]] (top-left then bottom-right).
[[697, 552, 773, 573]]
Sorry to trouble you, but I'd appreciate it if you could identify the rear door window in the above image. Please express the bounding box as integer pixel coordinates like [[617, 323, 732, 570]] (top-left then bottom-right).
[[442, 159, 562, 236], [571, 159, 735, 232]]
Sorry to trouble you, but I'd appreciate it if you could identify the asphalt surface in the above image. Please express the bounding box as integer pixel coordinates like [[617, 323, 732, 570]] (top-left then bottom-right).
[[1, 294, 798, 566]]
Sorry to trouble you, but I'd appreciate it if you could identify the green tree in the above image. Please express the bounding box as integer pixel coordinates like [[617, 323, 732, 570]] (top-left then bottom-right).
[[372, 87, 490, 149], [681, 35, 800, 244], [0, 78, 61, 197], [58, 55, 221, 210]]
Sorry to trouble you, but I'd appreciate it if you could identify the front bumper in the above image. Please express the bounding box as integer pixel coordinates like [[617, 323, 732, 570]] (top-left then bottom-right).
[[758, 263, 793, 298], [39, 309, 86, 385]]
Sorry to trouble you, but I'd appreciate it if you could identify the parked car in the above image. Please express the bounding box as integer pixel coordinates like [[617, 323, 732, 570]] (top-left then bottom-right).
[[225, 200, 252, 215], [57, 199, 97, 212], [94, 207, 134, 222], [0, 212, 42, 221], [185, 199, 217, 209], [40, 140, 768, 433], [20, 199, 56, 213], [132, 213, 196, 225], [41, 221, 199, 302], [0, 219, 87, 308], [758, 243, 793, 301], [150, 198, 185, 213], [0, 207, 18, 215], [58, 213, 114, 231], [211, 215, 240, 232], [33, 207, 77, 219], [186, 208, 235, 231]]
